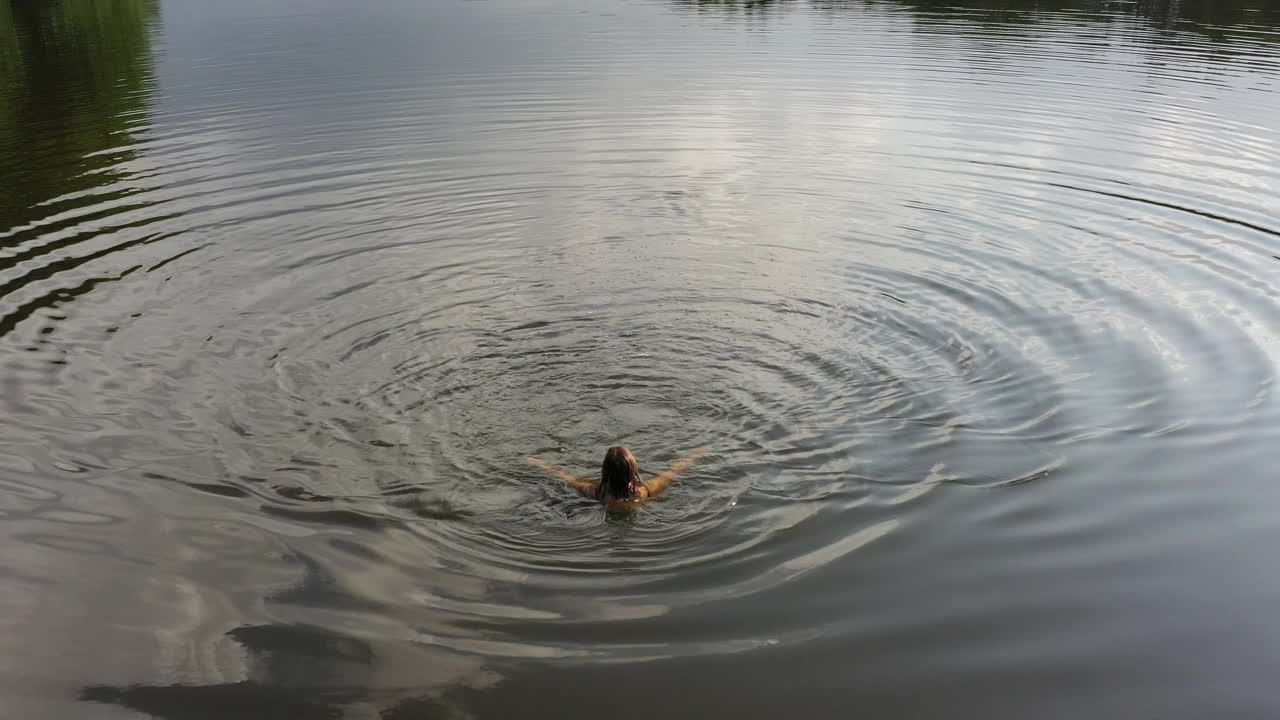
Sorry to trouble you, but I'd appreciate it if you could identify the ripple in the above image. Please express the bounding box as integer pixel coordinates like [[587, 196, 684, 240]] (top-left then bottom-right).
[[6, 0, 1280, 713]]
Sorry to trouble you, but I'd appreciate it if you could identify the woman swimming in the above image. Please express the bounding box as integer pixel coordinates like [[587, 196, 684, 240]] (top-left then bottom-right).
[[527, 446, 708, 509]]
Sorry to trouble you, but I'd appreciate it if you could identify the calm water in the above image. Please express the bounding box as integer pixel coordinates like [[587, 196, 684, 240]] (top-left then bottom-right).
[[3, 0, 1280, 716]]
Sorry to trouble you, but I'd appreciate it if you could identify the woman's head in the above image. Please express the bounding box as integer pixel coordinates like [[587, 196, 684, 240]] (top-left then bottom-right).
[[600, 445, 640, 499]]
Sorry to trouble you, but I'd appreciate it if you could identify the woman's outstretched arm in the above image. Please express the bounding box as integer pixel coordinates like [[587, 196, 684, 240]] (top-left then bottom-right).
[[526, 455, 597, 496], [643, 448, 710, 498]]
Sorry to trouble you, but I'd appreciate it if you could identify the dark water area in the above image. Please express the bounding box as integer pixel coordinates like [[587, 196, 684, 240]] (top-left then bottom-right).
[[3, 0, 1280, 716]]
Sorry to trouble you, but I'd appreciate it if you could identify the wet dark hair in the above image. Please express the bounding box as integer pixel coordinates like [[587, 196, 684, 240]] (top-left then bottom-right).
[[599, 446, 640, 499]]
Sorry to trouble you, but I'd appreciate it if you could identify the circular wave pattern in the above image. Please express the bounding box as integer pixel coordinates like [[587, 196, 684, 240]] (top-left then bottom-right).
[[3, 0, 1280, 696]]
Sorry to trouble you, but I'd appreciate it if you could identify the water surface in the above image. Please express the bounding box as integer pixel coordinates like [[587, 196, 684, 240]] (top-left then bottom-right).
[[3, 0, 1280, 717]]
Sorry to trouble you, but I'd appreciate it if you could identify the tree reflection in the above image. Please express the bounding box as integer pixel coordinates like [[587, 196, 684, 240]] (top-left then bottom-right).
[[672, 0, 799, 11], [0, 0, 159, 234], [673, 0, 1280, 34]]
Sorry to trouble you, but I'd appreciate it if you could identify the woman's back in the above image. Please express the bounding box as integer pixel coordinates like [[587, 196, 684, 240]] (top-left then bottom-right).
[[526, 446, 708, 507]]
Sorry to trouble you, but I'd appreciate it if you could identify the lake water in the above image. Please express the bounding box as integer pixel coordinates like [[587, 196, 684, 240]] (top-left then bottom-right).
[[3, 0, 1280, 717]]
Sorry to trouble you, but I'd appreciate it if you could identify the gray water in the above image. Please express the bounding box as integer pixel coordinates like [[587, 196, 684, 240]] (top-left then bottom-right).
[[3, 0, 1280, 717]]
